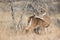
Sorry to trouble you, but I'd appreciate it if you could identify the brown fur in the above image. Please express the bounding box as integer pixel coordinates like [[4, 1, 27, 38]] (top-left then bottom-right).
[[24, 15, 49, 33]]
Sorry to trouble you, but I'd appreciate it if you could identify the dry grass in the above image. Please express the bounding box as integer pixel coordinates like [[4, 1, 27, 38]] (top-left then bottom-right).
[[0, 25, 60, 40], [0, 11, 60, 40]]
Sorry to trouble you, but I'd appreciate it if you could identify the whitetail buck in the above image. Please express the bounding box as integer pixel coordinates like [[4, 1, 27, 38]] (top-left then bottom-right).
[[24, 8, 50, 34]]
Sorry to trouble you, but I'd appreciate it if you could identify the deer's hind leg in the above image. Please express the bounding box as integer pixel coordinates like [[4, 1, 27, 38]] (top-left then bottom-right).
[[36, 21, 45, 35]]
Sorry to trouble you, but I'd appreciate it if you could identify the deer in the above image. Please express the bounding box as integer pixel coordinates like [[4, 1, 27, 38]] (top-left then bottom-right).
[[24, 8, 50, 34]]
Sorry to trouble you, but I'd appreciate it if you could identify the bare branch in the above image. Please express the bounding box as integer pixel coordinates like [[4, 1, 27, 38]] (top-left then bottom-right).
[[10, 0, 14, 20], [9, 0, 17, 31]]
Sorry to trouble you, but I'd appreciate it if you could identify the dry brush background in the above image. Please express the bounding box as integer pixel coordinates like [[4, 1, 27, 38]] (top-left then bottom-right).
[[0, 0, 60, 40]]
